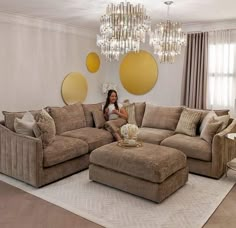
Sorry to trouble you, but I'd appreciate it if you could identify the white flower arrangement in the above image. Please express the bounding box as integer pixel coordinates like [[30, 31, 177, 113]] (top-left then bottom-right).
[[120, 124, 139, 144], [102, 83, 118, 94]]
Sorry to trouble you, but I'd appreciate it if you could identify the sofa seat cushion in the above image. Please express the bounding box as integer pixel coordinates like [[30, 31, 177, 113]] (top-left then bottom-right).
[[138, 127, 175, 145], [161, 134, 211, 161], [61, 127, 113, 152], [43, 135, 88, 168]]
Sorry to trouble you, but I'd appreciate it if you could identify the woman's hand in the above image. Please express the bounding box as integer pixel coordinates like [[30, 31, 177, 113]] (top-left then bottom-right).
[[112, 109, 119, 115], [105, 108, 109, 114], [104, 108, 109, 121]]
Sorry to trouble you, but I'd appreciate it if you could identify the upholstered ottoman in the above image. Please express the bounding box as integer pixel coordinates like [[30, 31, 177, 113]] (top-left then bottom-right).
[[89, 142, 188, 203]]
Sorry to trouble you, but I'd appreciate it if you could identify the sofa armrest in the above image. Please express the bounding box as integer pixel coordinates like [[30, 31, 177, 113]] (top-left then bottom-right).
[[0, 123, 43, 187], [211, 119, 236, 177]]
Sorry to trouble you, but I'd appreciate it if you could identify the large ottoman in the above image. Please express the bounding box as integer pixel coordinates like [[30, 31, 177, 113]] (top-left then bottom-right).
[[89, 142, 188, 203]]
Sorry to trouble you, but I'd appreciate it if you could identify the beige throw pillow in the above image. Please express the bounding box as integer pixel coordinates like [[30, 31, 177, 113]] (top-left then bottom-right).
[[36, 109, 56, 148], [124, 103, 137, 125], [199, 111, 217, 133], [175, 108, 202, 136], [200, 119, 222, 143], [92, 110, 106, 128], [14, 112, 39, 137], [135, 102, 146, 127], [214, 115, 230, 132]]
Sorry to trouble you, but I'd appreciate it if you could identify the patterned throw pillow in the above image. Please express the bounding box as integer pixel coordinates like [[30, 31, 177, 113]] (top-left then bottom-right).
[[36, 109, 56, 148], [124, 103, 137, 125], [92, 110, 106, 128], [200, 119, 222, 143], [175, 108, 202, 136]]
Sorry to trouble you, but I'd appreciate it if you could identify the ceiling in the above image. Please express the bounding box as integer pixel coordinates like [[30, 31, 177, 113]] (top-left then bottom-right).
[[0, 0, 235, 31]]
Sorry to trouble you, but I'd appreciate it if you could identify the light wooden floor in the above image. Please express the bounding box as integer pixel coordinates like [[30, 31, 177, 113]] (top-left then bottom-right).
[[0, 179, 236, 228]]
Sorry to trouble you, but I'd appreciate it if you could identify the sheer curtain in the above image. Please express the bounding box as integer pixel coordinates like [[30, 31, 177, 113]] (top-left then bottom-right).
[[207, 30, 236, 115]]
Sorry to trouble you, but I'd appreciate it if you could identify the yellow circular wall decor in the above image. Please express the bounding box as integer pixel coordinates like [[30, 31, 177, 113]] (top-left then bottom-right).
[[119, 50, 158, 95], [86, 52, 100, 73], [61, 72, 88, 104]]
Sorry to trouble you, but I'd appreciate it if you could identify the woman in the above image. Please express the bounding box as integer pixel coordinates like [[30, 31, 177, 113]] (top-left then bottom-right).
[[103, 89, 128, 141]]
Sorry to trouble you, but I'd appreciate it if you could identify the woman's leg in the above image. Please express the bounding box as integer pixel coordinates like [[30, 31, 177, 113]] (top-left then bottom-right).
[[113, 132, 122, 141]]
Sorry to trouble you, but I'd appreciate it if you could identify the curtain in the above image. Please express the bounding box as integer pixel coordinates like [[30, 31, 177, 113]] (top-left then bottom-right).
[[207, 30, 236, 115], [181, 32, 208, 109]]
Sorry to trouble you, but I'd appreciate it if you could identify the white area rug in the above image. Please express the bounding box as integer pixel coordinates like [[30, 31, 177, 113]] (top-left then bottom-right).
[[0, 170, 235, 228]]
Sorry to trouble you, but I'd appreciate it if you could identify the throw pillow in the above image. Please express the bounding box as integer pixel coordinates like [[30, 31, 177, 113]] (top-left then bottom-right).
[[14, 112, 39, 137], [200, 119, 223, 143], [92, 110, 106, 128], [214, 115, 230, 132], [36, 109, 56, 148], [199, 111, 217, 133], [124, 103, 137, 125], [175, 108, 202, 136], [135, 102, 146, 127]]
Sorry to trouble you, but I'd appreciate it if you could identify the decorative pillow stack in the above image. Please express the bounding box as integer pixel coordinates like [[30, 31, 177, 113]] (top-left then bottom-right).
[[200, 119, 222, 143], [14, 112, 40, 137], [199, 111, 230, 143]]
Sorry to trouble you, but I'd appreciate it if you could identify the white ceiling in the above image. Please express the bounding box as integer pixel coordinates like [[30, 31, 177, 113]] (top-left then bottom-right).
[[0, 0, 235, 30]]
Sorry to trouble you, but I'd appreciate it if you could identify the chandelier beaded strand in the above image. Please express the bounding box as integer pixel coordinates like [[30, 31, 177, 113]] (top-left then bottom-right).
[[97, 2, 151, 62], [149, 1, 186, 63]]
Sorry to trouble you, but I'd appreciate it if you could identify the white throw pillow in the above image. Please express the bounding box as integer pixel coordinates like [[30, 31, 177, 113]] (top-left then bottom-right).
[[199, 111, 217, 133], [14, 112, 39, 137]]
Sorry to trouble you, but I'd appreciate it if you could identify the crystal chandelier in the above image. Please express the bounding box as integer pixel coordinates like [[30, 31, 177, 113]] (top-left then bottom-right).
[[97, 2, 151, 62], [149, 1, 186, 63]]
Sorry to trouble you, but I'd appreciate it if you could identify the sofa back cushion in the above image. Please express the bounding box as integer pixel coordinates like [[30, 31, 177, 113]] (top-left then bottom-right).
[[82, 103, 103, 127], [135, 102, 146, 127], [49, 102, 86, 134], [2, 110, 40, 132], [141, 104, 182, 130]]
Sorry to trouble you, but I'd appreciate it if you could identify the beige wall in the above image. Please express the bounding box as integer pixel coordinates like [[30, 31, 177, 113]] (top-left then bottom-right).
[[0, 13, 106, 120]]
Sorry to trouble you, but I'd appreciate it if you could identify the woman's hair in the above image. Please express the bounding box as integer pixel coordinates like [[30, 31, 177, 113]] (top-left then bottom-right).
[[103, 89, 119, 113]]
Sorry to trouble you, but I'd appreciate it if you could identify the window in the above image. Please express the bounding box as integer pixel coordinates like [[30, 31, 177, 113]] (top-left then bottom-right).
[[207, 31, 236, 114]]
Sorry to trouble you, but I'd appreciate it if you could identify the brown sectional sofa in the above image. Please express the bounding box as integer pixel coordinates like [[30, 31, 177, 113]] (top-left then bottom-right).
[[0, 102, 235, 187]]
